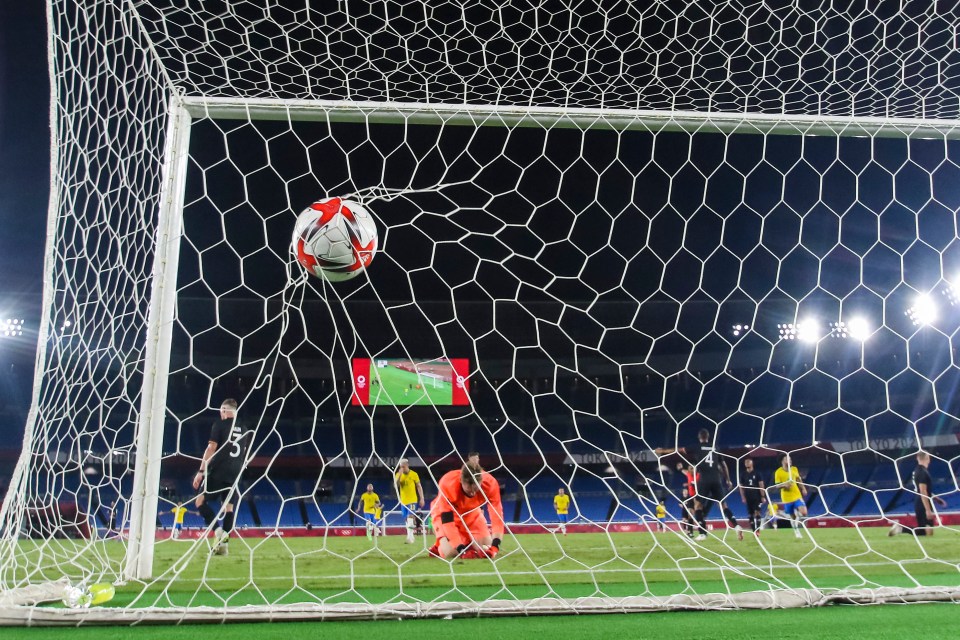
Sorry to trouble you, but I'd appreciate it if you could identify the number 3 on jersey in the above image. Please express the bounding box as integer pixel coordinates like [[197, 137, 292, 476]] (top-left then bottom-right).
[[228, 428, 243, 458]]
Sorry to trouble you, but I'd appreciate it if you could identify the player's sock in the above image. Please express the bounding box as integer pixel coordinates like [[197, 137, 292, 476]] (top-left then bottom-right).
[[223, 510, 234, 535], [722, 507, 737, 529], [405, 516, 415, 542], [198, 503, 215, 527], [694, 509, 707, 535]]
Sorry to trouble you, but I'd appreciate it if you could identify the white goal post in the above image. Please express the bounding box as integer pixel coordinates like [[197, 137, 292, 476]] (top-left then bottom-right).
[[124, 97, 192, 582]]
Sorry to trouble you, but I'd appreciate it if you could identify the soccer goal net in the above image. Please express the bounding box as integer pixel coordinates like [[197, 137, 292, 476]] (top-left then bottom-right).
[[1, 0, 959, 625]]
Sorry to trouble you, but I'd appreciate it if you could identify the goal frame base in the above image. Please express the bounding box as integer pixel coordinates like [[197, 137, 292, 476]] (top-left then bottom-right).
[[2, 585, 958, 626]]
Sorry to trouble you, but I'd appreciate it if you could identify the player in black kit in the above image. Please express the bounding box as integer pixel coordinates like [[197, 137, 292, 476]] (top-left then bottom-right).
[[889, 450, 946, 537], [657, 429, 743, 541], [739, 457, 766, 535], [192, 398, 252, 555]]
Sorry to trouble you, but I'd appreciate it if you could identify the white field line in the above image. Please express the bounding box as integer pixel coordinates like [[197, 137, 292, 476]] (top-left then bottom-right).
[[180, 560, 928, 584]]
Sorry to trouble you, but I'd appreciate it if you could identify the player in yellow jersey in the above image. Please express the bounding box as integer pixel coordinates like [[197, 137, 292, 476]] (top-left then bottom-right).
[[763, 501, 780, 529], [770, 454, 807, 539], [553, 488, 571, 535], [357, 484, 382, 539], [395, 458, 426, 543], [655, 500, 667, 531], [170, 502, 194, 540]]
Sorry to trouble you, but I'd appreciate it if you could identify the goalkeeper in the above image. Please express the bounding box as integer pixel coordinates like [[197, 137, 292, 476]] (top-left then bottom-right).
[[428, 460, 505, 560]]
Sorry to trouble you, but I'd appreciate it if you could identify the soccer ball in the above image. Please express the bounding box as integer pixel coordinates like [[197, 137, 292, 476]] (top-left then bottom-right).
[[293, 197, 378, 282]]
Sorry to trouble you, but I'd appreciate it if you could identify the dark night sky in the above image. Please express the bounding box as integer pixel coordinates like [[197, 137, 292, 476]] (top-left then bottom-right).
[[0, 3, 47, 317], [0, 3, 46, 466]]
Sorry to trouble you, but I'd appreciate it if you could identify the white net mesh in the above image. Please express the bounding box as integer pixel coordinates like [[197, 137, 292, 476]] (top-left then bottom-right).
[[135, 1, 960, 117], [1, 0, 959, 625]]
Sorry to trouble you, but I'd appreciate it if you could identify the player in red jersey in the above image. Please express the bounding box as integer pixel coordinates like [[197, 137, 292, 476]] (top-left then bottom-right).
[[428, 461, 505, 560]]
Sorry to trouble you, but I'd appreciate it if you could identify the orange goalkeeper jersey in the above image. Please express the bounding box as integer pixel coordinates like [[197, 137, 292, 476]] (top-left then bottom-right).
[[430, 469, 505, 538]]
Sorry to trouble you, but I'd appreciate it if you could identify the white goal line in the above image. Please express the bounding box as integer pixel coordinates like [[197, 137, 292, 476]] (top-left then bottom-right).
[[181, 560, 916, 584]]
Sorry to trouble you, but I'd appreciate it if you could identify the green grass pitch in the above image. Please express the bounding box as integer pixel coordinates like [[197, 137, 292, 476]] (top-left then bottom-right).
[[9, 604, 957, 640], [16, 526, 960, 605], [9, 527, 958, 636]]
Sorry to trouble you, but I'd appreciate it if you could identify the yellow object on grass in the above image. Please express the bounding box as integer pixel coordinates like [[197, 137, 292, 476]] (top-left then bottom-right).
[[62, 582, 115, 608]]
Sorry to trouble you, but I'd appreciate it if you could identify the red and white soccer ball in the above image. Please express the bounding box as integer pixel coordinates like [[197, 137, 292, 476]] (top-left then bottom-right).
[[293, 197, 378, 282]]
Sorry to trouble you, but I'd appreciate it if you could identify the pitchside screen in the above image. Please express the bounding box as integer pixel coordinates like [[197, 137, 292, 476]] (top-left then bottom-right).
[[351, 358, 470, 406]]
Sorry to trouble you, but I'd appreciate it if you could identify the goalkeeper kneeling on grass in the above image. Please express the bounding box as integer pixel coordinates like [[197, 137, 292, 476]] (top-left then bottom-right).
[[429, 461, 505, 560]]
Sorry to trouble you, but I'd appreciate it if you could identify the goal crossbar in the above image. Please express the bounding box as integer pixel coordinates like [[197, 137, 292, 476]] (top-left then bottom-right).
[[182, 96, 960, 139]]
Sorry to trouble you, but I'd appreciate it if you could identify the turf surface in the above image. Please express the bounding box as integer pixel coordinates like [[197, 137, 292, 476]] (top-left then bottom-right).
[[12, 526, 959, 610], [6, 603, 956, 639]]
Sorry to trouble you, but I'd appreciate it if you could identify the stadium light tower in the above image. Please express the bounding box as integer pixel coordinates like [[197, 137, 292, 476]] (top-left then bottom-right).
[[1, 319, 25, 338], [846, 316, 871, 341], [796, 318, 820, 343], [907, 294, 937, 326]]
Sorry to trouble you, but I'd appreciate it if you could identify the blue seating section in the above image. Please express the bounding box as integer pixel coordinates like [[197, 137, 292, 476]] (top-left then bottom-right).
[[107, 401, 959, 531], [137, 449, 960, 532]]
